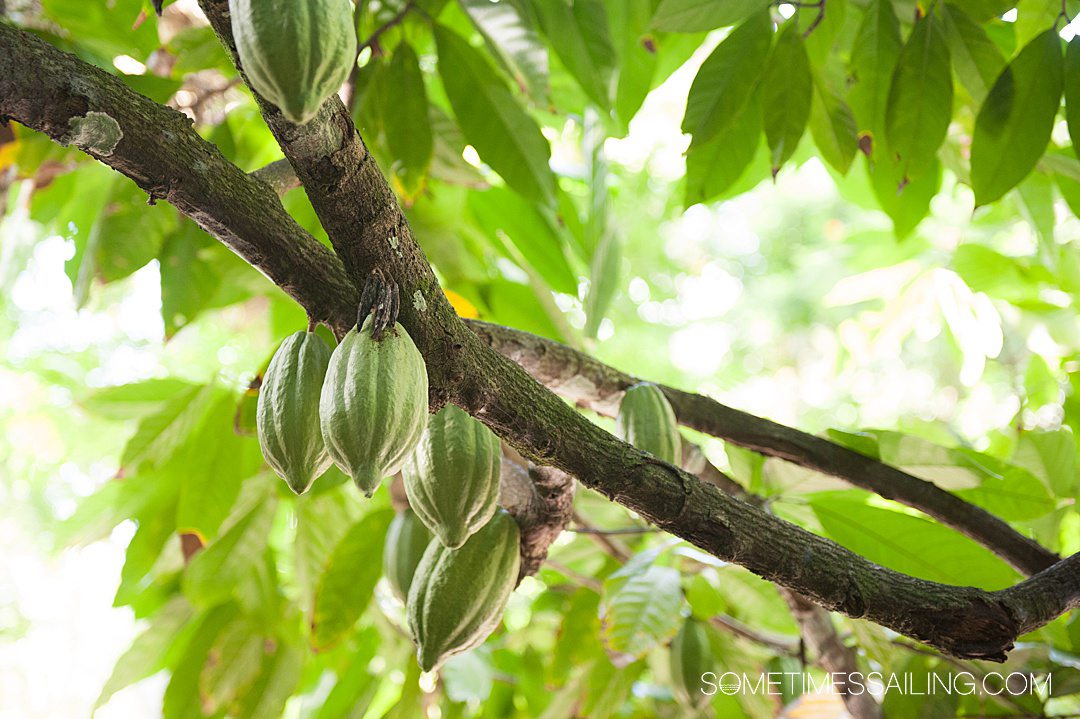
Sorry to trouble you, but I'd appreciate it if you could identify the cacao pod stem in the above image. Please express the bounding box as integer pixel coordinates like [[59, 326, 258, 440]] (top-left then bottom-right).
[[358, 267, 400, 341]]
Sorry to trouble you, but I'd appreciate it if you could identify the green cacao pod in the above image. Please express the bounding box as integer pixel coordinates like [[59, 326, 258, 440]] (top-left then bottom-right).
[[256, 331, 332, 494], [407, 509, 520, 672], [615, 382, 681, 465], [670, 617, 714, 710], [383, 508, 432, 602], [402, 404, 501, 549], [319, 316, 428, 496], [229, 0, 356, 125]]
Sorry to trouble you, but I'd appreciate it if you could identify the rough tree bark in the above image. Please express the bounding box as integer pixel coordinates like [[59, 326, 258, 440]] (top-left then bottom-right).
[[1, 19, 1077, 662]]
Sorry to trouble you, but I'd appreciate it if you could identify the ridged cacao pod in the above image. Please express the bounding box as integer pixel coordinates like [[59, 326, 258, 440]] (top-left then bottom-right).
[[256, 331, 332, 494], [407, 509, 520, 672], [319, 316, 428, 496], [229, 0, 356, 124], [402, 404, 501, 549], [383, 508, 432, 602], [670, 617, 714, 710], [615, 382, 681, 465]]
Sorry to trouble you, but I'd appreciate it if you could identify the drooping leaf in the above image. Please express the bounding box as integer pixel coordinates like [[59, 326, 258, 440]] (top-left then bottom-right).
[[1065, 37, 1080, 161], [761, 23, 812, 174], [681, 10, 772, 146], [608, 0, 660, 129], [971, 29, 1063, 206], [809, 69, 858, 175], [868, 153, 941, 238], [461, 0, 549, 103], [469, 186, 578, 294], [533, 0, 617, 109], [651, 0, 771, 32], [848, 0, 902, 141], [435, 25, 556, 204], [383, 44, 433, 202], [940, 2, 1006, 105], [310, 508, 394, 650], [885, 12, 953, 180], [685, 94, 763, 205]]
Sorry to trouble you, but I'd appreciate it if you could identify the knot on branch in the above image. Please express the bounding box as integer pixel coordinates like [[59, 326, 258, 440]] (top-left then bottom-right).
[[499, 454, 575, 581]]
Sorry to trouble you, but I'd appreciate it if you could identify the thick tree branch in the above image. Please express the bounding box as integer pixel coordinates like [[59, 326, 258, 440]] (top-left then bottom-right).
[[466, 321, 1060, 577], [4, 19, 1076, 661]]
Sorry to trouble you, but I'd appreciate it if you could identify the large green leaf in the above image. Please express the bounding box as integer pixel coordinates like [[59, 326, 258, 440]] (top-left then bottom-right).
[[383, 44, 433, 202], [310, 508, 394, 650], [435, 25, 556, 204], [868, 153, 941, 238], [461, 0, 549, 103], [940, 3, 1006, 105], [681, 10, 772, 146], [885, 13, 953, 180], [96, 597, 197, 709], [685, 94, 763, 206], [849, 0, 902, 142], [761, 23, 812, 174], [533, 0, 617, 109], [1065, 37, 1080, 161], [599, 562, 684, 667], [181, 487, 278, 607], [971, 30, 1064, 206], [809, 494, 1018, 588], [608, 0, 660, 128], [469, 186, 578, 294], [809, 70, 858, 175], [651, 0, 771, 31]]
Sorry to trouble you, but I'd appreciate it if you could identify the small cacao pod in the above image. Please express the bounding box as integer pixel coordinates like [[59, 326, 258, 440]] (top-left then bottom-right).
[[407, 509, 520, 672], [256, 331, 333, 494], [319, 315, 428, 496], [670, 617, 714, 711], [615, 382, 681, 465], [229, 0, 356, 124], [402, 404, 501, 548], [383, 508, 432, 602]]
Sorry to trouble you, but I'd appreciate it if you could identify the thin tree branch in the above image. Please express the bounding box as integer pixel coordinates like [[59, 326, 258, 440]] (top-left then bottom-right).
[[5, 19, 1077, 662], [465, 321, 1060, 578]]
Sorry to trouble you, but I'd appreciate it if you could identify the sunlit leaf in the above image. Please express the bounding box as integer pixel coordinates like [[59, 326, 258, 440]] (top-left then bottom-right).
[[533, 0, 616, 109], [461, 0, 549, 103], [761, 23, 812, 174], [599, 562, 684, 666], [435, 25, 556, 204], [651, 0, 770, 31], [971, 29, 1064, 206], [383, 44, 433, 202]]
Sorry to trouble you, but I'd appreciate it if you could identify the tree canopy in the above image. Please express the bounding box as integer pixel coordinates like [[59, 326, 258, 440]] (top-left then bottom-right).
[[1, 0, 1079, 717]]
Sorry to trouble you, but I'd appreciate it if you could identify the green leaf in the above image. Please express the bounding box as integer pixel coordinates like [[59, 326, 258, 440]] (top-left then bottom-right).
[[608, 0, 660, 128], [948, 0, 1015, 22], [120, 383, 212, 469], [231, 642, 304, 719], [311, 508, 394, 650], [849, 0, 901, 143], [469, 187, 578, 294], [163, 603, 240, 719], [940, 3, 1006, 105], [96, 597, 197, 709], [198, 621, 267, 714], [971, 30, 1064, 206], [761, 23, 812, 174], [182, 488, 278, 607], [461, 0, 549, 103], [809, 494, 1018, 588], [1013, 429, 1078, 498], [1065, 37, 1080, 161], [651, 0, 771, 32], [868, 154, 941, 238], [951, 448, 1055, 521], [442, 652, 495, 704], [383, 44, 433, 202], [174, 389, 264, 541], [685, 94, 763, 205], [599, 562, 684, 666], [159, 222, 224, 338], [885, 13, 953, 180], [314, 628, 382, 719], [681, 10, 772, 146], [79, 378, 198, 420], [809, 69, 858, 175], [435, 25, 556, 204], [1014, 0, 1059, 47], [533, 0, 616, 109]]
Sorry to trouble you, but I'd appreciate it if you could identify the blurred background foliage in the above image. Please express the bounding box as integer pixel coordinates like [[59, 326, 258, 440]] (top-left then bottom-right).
[[1, 0, 1080, 716]]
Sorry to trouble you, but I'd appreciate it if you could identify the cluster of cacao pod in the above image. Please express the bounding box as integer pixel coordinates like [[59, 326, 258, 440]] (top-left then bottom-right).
[[616, 381, 682, 465], [256, 312, 428, 497], [384, 404, 520, 671], [229, 0, 356, 124]]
